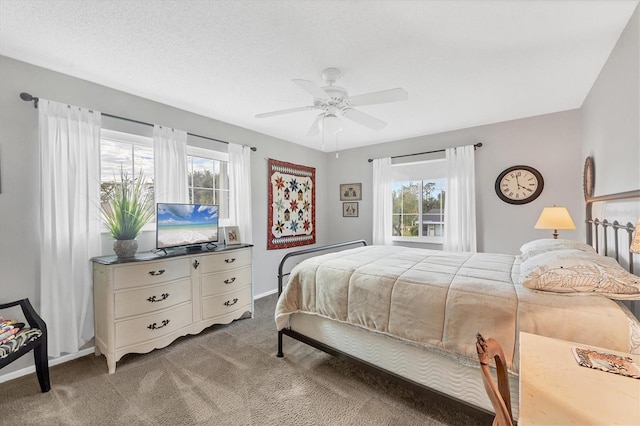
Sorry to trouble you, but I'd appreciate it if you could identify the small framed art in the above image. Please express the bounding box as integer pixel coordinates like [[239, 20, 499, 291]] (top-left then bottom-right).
[[224, 226, 241, 245], [343, 202, 358, 217], [340, 183, 362, 201]]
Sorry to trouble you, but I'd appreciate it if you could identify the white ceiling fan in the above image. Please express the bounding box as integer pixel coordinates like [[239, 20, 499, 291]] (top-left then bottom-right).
[[255, 68, 408, 136]]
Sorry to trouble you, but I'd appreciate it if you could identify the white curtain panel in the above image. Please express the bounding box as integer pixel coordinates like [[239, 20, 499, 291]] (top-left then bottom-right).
[[153, 125, 188, 203], [372, 157, 393, 245], [443, 145, 477, 252], [38, 99, 101, 357], [228, 143, 253, 244]]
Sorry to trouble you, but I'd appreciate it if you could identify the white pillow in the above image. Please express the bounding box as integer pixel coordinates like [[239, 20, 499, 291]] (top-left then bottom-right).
[[519, 239, 596, 262], [520, 250, 640, 299]]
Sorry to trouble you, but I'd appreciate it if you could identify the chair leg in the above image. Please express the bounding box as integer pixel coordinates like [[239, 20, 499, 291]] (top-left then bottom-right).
[[33, 339, 50, 392]]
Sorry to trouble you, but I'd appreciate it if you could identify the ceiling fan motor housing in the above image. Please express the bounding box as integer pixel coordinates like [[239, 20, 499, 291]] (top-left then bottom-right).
[[315, 86, 350, 114]]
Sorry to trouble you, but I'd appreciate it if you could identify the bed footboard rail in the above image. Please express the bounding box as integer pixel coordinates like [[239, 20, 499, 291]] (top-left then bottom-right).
[[277, 239, 367, 358], [277, 239, 368, 296]]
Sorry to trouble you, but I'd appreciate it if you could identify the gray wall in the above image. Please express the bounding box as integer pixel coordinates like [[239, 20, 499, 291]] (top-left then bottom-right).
[[582, 5, 639, 197], [0, 55, 328, 374], [326, 110, 583, 255]]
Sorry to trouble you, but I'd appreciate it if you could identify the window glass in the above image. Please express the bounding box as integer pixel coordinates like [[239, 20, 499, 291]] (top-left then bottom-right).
[[100, 132, 154, 210], [391, 159, 446, 241], [421, 178, 446, 237], [187, 154, 229, 219]]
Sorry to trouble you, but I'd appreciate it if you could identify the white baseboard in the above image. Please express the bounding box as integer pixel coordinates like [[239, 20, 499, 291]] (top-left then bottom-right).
[[0, 347, 95, 384], [254, 288, 278, 299], [0, 291, 280, 384]]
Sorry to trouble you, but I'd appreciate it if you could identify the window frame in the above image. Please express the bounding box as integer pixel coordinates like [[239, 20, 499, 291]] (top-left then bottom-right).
[[186, 145, 230, 224], [391, 159, 446, 245], [99, 129, 156, 234]]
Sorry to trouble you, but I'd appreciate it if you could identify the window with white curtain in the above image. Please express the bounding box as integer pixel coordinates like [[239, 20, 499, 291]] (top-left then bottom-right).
[[99, 129, 229, 232], [391, 158, 447, 243], [186, 145, 229, 219]]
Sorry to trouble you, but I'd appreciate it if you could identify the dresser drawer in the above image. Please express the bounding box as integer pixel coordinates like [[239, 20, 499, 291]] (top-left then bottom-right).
[[115, 303, 192, 349], [198, 248, 252, 274], [113, 258, 190, 290], [201, 266, 252, 297], [114, 278, 191, 319], [202, 286, 252, 320]]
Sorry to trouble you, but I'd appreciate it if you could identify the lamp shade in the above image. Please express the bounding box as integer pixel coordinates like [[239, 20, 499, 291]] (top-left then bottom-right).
[[535, 206, 576, 239], [631, 215, 640, 254], [323, 114, 342, 135]]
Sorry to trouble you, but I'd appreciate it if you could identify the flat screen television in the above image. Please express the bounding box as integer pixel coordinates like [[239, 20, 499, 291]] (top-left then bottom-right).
[[156, 203, 219, 250]]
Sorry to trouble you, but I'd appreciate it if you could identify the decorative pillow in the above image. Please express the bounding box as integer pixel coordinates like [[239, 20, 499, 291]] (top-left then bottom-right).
[[520, 250, 640, 299], [519, 239, 596, 262]]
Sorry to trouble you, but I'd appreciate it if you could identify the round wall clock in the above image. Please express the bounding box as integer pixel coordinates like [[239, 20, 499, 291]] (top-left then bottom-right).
[[495, 165, 544, 205], [583, 156, 595, 200]]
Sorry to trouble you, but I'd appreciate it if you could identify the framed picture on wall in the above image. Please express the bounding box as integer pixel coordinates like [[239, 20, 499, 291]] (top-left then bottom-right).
[[343, 202, 359, 218], [224, 226, 241, 245], [340, 183, 362, 201]]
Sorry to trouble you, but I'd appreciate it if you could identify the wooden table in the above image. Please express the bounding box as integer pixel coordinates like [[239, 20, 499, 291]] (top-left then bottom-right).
[[519, 332, 640, 425]]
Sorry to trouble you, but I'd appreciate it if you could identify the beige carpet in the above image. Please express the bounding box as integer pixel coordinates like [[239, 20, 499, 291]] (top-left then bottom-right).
[[0, 294, 492, 425]]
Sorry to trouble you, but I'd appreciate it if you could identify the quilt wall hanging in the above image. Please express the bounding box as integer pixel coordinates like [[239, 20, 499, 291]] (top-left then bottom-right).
[[268, 158, 316, 250]]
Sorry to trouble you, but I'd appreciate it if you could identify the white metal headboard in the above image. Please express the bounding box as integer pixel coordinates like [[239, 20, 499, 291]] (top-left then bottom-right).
[[586, 189, 640, 274]]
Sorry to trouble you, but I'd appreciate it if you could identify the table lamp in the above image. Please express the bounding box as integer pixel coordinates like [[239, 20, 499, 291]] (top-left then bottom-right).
[[534, 206, 576, 239], [631, 215, 640, 254]]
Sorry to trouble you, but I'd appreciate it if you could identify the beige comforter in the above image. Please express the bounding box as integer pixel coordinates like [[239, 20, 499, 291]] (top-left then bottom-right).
[[275, 245, 636, 373]]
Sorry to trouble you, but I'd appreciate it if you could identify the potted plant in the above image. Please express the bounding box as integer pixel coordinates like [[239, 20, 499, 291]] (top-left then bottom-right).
[[101, 169, 154, 258]]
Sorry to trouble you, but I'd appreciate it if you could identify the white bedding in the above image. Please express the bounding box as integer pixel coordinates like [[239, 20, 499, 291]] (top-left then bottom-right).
[[276, 245, 640, 374]]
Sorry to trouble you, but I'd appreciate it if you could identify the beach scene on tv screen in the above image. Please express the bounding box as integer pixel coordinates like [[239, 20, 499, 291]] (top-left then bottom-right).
[[157, 204, 218, 248]]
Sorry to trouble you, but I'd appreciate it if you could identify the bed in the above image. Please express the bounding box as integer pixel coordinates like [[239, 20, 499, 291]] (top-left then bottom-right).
[[275, 190, 640, 420]]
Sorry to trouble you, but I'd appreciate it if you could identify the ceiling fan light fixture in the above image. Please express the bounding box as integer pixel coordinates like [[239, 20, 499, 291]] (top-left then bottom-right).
[[323, 113, 342, 134], [256, 67, 407, 136]]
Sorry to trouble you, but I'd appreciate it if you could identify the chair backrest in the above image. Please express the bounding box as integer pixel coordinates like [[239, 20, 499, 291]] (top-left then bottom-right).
[[476, 333, 513, 426]]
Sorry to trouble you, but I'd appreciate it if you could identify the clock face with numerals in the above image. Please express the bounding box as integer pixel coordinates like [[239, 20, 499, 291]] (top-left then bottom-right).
[[495, 165, 544, 205]]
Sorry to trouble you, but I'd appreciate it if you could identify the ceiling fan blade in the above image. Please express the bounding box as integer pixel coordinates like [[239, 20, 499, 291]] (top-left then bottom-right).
[[306, 113, 324, 137], [255, 105, 315, 118], [348, 88, 408, 107], [292, 79, 329, 99], [343, 108, 387, 131]]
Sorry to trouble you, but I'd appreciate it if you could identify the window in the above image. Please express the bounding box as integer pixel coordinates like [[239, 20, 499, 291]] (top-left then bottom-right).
[[186, 146, 229, 219], [100, 130, 155, 225], [99, 130, 230, 232], [391, 159, 446, 242]]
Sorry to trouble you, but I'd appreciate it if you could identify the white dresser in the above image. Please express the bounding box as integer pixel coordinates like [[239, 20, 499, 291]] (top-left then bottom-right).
[[92, 245, 253, 373]]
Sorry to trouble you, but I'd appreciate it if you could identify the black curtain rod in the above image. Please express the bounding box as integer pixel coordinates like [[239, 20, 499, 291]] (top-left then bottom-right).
[[367, 142, 483, 163], [19, 92, 257, 152]]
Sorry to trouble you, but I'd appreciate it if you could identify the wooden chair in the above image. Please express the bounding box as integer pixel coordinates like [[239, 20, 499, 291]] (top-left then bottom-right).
[[0, 299, 50, 392], [476, 333, 513, 426]]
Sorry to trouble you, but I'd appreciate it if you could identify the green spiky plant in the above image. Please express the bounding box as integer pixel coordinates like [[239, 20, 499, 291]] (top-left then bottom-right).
[[101, 168, 154, 240]]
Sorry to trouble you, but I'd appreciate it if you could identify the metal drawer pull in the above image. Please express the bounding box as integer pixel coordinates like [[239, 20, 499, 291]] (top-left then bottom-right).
[[147, 319, 170, 330], [224, 277, 236, 284], [147, 293, 169, 303], [193, 260, 200, 269], [148, 269, 165, 276], [224, 258, 236, 264], [224, 298, 239, 307]]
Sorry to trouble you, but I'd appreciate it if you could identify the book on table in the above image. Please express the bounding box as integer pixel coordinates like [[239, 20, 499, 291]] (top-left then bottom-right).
[[572, 347, 640, 379]]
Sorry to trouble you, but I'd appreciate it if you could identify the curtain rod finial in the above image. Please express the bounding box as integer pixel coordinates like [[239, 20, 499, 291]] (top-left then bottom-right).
[[20, 92, 39, 108]]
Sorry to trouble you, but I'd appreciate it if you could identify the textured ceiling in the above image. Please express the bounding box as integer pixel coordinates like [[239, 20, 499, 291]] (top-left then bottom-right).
[[1, 0, 638, 151]]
